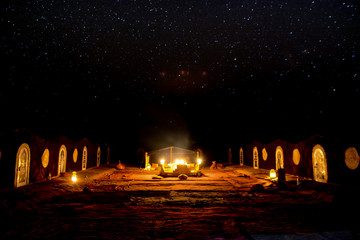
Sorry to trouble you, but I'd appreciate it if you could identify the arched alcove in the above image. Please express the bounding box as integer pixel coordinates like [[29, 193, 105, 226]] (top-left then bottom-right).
[[58, 145, 67, 175], [275, 146, 284, 170], [312, 144, 328, 183], [253, 147, 259, 169], [15, 143, 31, 188], [82, 146, 88, 170]]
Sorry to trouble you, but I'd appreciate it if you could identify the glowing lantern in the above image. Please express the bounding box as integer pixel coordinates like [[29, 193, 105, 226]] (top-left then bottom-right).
[[72, 171, 77, 182], [269, 169, 277, 180], [197, 158, 202, 165], [160, 159, 165, 165]]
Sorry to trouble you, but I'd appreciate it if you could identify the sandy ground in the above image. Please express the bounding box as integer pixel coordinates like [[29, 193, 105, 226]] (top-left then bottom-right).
[[1, 165, 359, 239]]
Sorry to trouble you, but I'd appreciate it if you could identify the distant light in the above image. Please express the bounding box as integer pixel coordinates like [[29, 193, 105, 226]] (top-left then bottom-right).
[[72, 171, 77, 182], [160, 159, 165, 165], [197, 158, 202, 165], [270, 169, 277, 179]]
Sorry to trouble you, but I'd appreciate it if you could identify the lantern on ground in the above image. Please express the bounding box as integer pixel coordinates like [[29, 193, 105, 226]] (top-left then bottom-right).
[[269, 169, 277, 180], [72, 171, 77, 182]]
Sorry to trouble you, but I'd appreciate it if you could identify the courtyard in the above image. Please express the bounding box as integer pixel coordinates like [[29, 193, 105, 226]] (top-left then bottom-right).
[[1, 165, 359, 239]]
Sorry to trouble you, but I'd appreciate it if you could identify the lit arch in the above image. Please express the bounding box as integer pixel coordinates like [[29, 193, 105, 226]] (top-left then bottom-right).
[[253, 147, 259, 169], [58, 145, 67, 175], [275, 146, 284, 170], [312, 144, 328, 183], [15, 143, 31, 188], [97, 146, 101, 167], [82, 146, 88, 170], [239, 147, 244, 166]]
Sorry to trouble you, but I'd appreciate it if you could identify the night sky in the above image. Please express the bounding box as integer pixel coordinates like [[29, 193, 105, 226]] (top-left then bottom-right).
[[1, 0, 359, 161]]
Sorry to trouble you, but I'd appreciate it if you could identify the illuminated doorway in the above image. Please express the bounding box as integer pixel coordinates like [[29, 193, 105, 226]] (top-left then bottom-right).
[[239, 147, 244, 166], [275, 146, 284, 170], [14, 143, 31, 188], [58, 145, 67, 175], [96, 146, 101, 167], [312, 144, 328, 183], [253, 147, 259, 169], [82, 146, 88, 170]]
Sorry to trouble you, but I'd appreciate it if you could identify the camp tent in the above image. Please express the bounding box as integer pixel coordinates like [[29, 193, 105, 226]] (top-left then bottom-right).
[[0, 130, 103, 189], [241, 135, 360, 185]]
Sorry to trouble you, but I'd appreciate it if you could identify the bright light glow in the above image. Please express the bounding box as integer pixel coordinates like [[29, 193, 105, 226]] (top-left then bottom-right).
[[147, 165, 151, 170], [270, 169, 276, 179], [174, 159, 186, 165], [197, 158, 202, 165], [160, 159, 165, 165], [72, 171, 77, 182]]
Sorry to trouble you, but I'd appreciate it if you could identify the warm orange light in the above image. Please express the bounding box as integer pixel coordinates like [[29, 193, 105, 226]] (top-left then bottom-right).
[[197, 158, 202, 165], [160, 159, 165, 165], [72, 171, 77, 182], [174, 159, 186, 165], [270, 169, 277, 179]]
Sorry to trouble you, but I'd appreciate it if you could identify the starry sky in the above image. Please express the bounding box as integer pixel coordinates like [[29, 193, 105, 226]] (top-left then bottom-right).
[[1, 0, 359, 160]]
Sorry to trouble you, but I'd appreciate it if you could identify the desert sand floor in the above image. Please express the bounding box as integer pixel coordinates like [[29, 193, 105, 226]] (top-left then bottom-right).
[[1, 165, 359, 239]]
